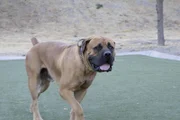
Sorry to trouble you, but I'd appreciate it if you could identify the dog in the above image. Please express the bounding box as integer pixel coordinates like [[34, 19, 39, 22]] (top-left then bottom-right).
[[25, 36, 115, 120]]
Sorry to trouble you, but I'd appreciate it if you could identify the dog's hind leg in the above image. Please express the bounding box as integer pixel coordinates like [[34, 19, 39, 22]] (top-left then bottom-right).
[[28, 74, 43, 120], [38, 80, 50, 97], [29, 68, 51, 119], [38, 68, 52, 97], [26, 56, 43, 120]]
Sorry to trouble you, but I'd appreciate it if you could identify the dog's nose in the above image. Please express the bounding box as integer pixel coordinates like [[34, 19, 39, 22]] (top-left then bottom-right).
[[103, 51, 112, 58]]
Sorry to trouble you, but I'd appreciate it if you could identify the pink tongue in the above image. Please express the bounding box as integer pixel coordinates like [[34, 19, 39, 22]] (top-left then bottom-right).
[[100, 64, 110, 70]]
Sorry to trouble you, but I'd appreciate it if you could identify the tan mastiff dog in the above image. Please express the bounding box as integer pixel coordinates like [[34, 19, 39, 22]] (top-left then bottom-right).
[[25, 36, 115, 120]]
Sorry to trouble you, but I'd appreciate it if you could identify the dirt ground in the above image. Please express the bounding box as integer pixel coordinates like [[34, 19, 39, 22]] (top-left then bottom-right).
[[0, 0, 180, 56]]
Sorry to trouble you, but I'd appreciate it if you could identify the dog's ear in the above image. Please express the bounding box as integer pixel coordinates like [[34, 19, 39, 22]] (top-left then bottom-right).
[[77, 38, 91, 54]]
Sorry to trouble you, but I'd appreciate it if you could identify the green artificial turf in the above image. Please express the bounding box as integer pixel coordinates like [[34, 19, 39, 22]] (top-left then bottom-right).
[[0, 55, 180, 120]]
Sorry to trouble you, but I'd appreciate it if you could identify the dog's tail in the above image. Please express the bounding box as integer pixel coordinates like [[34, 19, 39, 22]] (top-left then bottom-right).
[[31, 37, 39, 46]]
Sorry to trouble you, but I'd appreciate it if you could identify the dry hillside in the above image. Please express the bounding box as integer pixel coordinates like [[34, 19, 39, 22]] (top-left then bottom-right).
[[0, 0, 180, 55]]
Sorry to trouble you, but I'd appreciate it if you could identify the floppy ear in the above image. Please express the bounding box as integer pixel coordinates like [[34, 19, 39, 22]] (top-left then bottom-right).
[[77, 38, 91, 54]]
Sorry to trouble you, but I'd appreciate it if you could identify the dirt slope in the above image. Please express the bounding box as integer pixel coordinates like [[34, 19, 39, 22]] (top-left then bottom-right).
[[0, 0, 180, 55]]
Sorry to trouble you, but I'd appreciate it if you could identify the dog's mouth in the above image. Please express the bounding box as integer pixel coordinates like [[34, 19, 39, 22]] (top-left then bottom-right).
[[91, 63, 112, 72]]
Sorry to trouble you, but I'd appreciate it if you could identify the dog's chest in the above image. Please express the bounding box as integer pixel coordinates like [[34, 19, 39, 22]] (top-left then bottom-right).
[[74, 72, 96, 90]]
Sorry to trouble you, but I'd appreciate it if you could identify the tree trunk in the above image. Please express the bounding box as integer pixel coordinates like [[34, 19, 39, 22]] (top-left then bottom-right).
[[156, 0, 165, 46]]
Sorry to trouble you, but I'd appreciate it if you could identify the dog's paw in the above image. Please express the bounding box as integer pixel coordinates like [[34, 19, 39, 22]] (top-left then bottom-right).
[[34, 118, 43, 120], [33, 116, 43, 120]]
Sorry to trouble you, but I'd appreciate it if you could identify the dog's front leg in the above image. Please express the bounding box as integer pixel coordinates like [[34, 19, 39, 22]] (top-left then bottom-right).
[[70, 89, 87, 120], [59, 89, 85, 120]]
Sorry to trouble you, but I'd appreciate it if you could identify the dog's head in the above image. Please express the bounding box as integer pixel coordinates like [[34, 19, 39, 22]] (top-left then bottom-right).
[[78, 36, 115, 72]]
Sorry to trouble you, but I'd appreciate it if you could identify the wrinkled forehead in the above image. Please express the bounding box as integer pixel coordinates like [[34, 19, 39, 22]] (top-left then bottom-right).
[[89, 37, 115, 47]]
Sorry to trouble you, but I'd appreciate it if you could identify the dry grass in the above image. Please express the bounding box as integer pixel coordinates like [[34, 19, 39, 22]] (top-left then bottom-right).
[[0, 0, 180, 55]]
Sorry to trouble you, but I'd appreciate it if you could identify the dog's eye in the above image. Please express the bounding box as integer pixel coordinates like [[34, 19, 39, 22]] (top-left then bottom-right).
[[93, 44, 102, 51], [107, 43, 114, 50]]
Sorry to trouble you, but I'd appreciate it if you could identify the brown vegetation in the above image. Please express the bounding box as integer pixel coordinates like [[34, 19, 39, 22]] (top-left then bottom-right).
[[0, 0, 180, 55]]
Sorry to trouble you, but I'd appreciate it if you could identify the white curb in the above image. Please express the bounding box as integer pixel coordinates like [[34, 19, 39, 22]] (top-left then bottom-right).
[[116, 50, 180, 61], [0, 56, 25, 60], [0, 51, 180, 61]]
